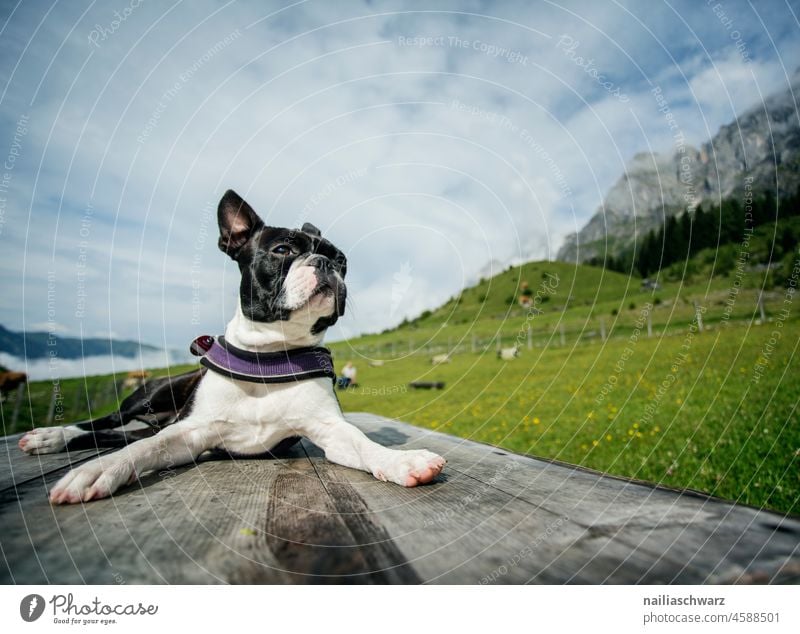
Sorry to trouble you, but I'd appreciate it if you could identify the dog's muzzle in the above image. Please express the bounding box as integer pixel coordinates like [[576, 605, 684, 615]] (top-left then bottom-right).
[[308, 256, 347, 317]]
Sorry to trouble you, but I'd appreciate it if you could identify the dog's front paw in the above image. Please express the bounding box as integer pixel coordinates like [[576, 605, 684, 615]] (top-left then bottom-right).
[[19, 426, 82, 455], [373, 449, 446, 487], [49, 456, 136, 504]]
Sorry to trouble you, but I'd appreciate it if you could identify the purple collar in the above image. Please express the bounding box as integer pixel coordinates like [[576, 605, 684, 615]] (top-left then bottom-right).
[[190, 335, 335, 384]]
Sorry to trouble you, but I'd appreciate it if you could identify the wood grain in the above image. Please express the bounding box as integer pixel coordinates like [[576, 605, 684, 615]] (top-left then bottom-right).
[[263, 460, 419, 583], [0, 441, 111, 493], [0, 450, 306, 583]]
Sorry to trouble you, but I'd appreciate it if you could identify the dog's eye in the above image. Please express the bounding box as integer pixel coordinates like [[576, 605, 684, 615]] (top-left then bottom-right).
[[271, 244, 293, 255]]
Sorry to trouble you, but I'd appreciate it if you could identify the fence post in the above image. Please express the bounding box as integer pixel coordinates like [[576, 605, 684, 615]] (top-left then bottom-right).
[[89, 379, 103, 417], [471, 333, 477, 353], [46, 385, 57, 424], [647, 311, 653, 338], [757, 292, 766, 323], [527, 327, 533, 350], [693, 301, 704, 333], [559, 323, 566, 346], [599, 318, 606, 341], [70, 383, 84, 420], [107, 377, 118, 402]]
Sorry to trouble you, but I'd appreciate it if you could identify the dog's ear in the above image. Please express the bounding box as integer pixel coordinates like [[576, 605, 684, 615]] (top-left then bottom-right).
[[217, 190, 263, 259], [301, 222, 321, 237]]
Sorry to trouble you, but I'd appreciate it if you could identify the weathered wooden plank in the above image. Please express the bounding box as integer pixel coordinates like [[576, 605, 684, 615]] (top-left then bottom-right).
[[604, 517, 800, 584], [0, 450, 313, 584], [0, 440, 111, 492], [344, 413, 800, 583], [305, 464, 423, 584], [171, 454, 303, 584], [302, 439, 683, 584], [261, 455, 420, 584]]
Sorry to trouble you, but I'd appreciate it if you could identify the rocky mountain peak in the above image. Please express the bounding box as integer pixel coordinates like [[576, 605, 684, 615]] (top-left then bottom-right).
[[557, 75, 800, 263]]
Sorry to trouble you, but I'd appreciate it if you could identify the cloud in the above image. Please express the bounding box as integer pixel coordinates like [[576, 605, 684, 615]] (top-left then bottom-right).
[[0, 0, 798, 350]]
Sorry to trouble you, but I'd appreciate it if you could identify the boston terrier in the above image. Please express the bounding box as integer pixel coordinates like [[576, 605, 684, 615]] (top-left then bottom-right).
[[19, 189, 445, 504]]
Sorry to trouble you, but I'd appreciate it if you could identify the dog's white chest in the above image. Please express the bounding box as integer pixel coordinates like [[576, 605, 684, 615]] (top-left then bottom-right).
[[190, 372, 339, 453]]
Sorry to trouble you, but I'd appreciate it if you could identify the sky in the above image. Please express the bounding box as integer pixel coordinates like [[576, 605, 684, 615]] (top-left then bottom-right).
[[0, 0, 798, 355]]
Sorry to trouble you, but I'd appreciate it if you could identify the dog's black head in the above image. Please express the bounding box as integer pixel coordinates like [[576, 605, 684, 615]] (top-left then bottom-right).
[[217, 189, 347, 335]]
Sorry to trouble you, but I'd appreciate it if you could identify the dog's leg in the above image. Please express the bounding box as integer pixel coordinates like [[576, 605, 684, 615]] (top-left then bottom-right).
[[18, 425, 161, 455], [19, 370, 203, 455], [18, 410, 129, 455], [66, 428, 161, 450], [48, 417, 220, 504], [299, 417, 445, 487]]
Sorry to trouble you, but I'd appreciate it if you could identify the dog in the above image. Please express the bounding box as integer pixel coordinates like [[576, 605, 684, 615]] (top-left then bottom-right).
[[19, 189, 445, 504]]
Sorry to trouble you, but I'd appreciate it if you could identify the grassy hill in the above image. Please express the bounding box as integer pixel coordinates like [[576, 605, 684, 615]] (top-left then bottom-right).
[[3, 247, 798, 515], [328, 251, 790, 360]]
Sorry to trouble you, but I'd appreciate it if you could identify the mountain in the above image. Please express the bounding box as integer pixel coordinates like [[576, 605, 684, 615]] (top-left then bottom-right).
[[557, 71, 800, 263], [0, 324, 160, 360]]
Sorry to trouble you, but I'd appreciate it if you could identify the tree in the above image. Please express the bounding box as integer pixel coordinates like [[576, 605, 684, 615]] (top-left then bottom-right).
[[692, 204, 716, 253], [662, 216, 684, 268], [720, 199, 741, 242], [637, 231, 660, 277], [758, 190, 776, 226]]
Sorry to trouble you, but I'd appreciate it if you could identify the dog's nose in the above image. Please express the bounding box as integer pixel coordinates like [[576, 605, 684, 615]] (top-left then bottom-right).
[[310, 256, 332, 273]]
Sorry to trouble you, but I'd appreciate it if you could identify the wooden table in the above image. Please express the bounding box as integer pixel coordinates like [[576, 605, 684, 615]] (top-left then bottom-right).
[[1, 413, 798, 584]]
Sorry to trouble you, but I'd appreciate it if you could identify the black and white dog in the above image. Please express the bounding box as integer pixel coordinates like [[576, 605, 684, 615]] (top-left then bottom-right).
[[19, 190, 445, 504]]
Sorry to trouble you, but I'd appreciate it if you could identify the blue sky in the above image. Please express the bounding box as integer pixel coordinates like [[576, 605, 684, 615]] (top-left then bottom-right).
[[0, 0, 798, 352]]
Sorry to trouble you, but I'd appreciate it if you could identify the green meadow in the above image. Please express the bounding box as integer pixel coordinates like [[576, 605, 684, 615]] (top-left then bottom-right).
[[334, 320, 799, 516]]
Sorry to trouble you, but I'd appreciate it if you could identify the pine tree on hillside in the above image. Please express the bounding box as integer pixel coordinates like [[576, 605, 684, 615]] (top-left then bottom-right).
[[720, 199, 742, 242], [692, 204, 717, 253], [680, 211, 693, 256]]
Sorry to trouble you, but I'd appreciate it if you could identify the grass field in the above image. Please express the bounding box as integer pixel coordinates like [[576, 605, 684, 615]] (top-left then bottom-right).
[[0, 364, 197, 438], [3, 255, 799, 516], [335, 320, 800, 515]]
